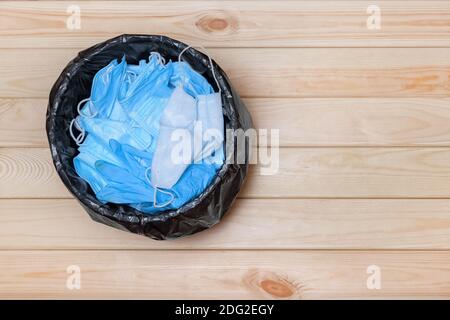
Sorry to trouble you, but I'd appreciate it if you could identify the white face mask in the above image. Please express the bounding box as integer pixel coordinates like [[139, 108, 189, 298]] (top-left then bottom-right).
[[151, 86, 197, 191], [148, 46, 224, 208], [194, 92, 224, 162]]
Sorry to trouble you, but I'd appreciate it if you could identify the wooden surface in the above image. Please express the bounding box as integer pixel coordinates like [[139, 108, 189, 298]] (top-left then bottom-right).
[[1, 0, 450, 299]]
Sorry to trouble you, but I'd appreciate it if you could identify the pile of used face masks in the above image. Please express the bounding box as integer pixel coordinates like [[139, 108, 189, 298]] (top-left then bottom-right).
[[69, 50, 224, 214]]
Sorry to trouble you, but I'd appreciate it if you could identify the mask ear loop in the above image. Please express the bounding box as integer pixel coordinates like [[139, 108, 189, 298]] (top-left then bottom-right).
[[178, 45, 222, 94], [178, 46, 191, 91], [150, 52, 166, 66], [77, 98, 97, 118], [69, 118, 86, 146], [71, 97, 94, 146], [145, 167, 175, 208]]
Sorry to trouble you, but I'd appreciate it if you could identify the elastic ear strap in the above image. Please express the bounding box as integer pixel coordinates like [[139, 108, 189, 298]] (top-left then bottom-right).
[[71, 97, 93, 146], [153, 186, 175, 208], [178, 45, 221, 94], [178, 46, 191, 63], [150, 51, 166, 66], [77, 97, 97, 118], [145, 167, 175, 208], [69, 118, 85, 146]]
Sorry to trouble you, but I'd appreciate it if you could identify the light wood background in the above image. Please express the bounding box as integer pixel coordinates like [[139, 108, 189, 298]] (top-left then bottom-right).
[[1, 0, 450, 299]]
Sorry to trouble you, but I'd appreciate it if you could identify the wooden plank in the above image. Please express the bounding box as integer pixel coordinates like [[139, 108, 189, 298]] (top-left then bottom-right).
[[243, 147, 450, 198], [252, 98, 450, 147], [1, 48, 450, 98], [4, 147, 450, 198], [6, 98, 450, 147], [1, 1, 450, 48], [0, 250, 449, 299], [0, 148, 71, 198], [0, 99, 48, 147], [2, 199, 450, 250]]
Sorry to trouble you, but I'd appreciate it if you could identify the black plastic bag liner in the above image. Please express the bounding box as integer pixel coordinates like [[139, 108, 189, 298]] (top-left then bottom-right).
[[46, 34, 253, 240]]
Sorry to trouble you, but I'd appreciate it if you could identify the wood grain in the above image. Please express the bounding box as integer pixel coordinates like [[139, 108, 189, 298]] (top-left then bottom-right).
[[6, 98, 450, 147], [1, 1, 450, 48], [1, 48, 450, 98], [2, 199, 450, 250], [0, 99, 47, 147], [4, 147, 450, 198], [243, 147, 450, 198], [1, 250, 449, 299]]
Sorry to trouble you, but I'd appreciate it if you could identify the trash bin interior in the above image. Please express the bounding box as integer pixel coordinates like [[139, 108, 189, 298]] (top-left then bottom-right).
[[69, 50, 224, 213]]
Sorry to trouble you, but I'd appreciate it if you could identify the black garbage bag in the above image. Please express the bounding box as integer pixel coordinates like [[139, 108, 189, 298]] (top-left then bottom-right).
[[46, 34, 253, 240]]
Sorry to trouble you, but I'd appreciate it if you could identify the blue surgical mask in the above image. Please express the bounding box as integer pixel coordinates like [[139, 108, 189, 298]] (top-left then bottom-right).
[[76, 116, 153, 151], [133, 162, 219, 212], [73, 135, 122, 196], [120, 53, 166, 100], [79, 58, 127, 119], [170, 62, 213, 97], [119, 60, 173, 152]]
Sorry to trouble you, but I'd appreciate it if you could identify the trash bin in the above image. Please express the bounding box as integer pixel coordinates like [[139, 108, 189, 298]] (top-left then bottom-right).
[[46, 34, 253, 240]]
